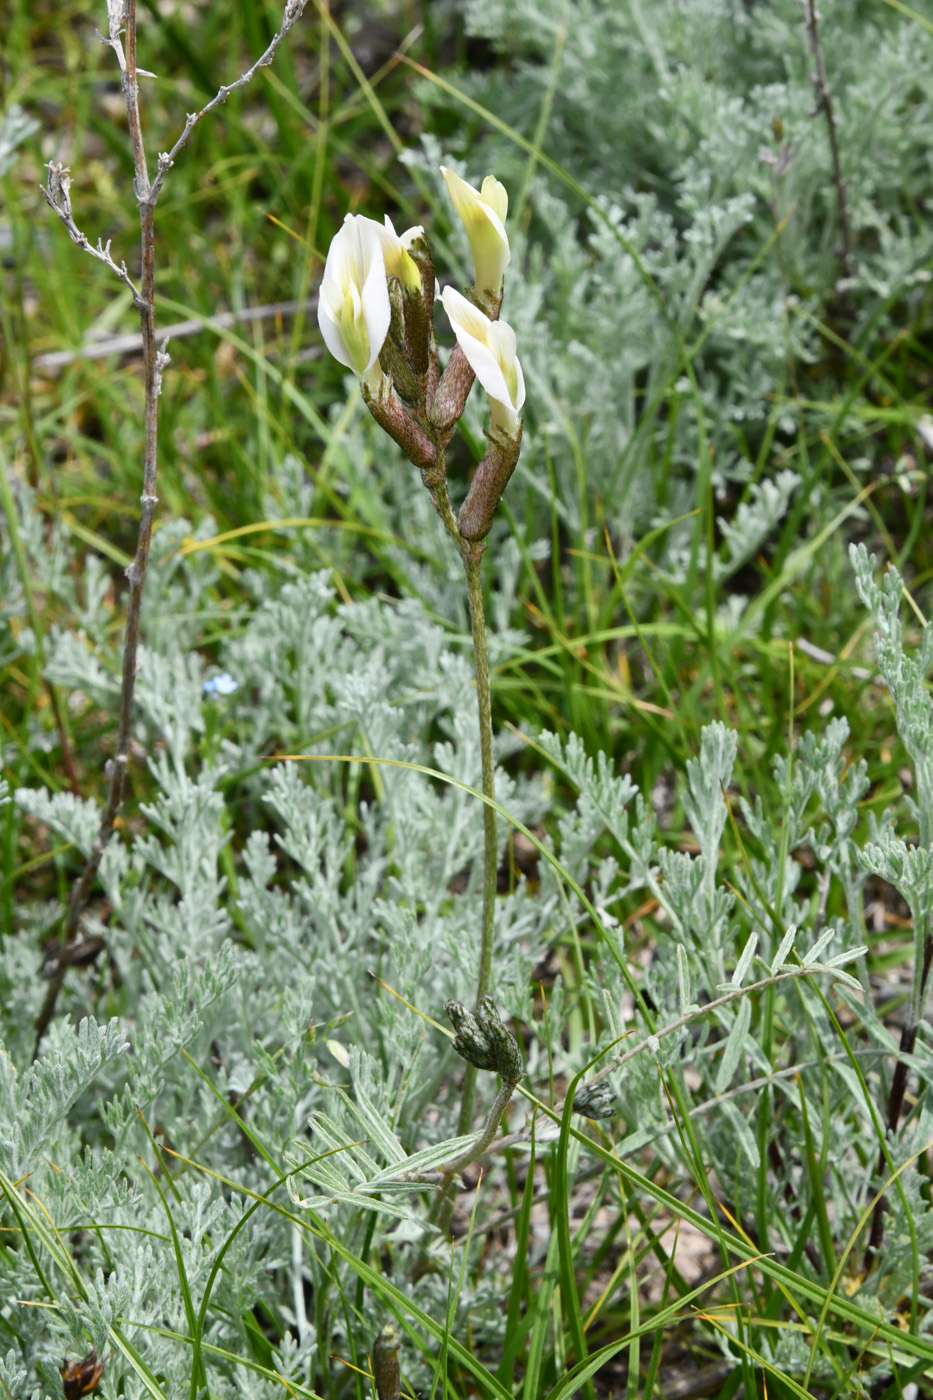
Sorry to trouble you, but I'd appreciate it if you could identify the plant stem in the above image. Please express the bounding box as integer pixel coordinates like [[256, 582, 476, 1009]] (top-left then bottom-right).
[[420, 448, 499, 1134], [442, 1075, 519, 1179], [419, 445, 500, 1158], [802, 0, 855, 283], [452, 542, 497, 1139], [34, 0, 161, 1058], [462, 544, 497, 1010]]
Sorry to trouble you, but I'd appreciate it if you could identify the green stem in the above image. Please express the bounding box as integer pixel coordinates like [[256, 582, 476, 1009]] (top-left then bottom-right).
[[421, 447, 499, 1138], [456, 543, 498, 1140], [463, 545, 497, 1006], [443, 1076, 518, 1178], [420, 445, 460, 541]]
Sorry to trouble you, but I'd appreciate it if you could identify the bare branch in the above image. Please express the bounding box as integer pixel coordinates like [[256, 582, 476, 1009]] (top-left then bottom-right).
[[801, 0, 855, 285], [34, 0, 305, 1056], [150, 0, 309, 203], [32, 296, 317, 369], [41, 164, 141, 303]]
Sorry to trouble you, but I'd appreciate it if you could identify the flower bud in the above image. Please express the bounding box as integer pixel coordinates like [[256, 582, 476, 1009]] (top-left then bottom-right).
[[477, 995, 524, 1082], [441, 167, 511, 303], [445, 999, 495, 1071], [572, 1081, 617, 1120], [445, 997, 523, 1082], [373, 1324, 401, 1400]]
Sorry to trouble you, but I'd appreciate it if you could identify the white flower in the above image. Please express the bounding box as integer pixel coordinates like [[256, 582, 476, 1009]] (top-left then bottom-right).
[[372, 215, 424, 293], [440, 286, 524, 435], [441, 167, 511, 300], [317, 214, 391, 382]]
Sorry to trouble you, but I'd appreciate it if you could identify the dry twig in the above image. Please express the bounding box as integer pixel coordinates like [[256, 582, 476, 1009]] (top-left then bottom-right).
[[801, 0, 855, 284], [34, 0, 307, 1056]]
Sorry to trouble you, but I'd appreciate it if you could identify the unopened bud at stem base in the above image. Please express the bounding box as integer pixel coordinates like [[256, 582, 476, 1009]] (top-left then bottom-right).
[[457, 421, 523, 541]]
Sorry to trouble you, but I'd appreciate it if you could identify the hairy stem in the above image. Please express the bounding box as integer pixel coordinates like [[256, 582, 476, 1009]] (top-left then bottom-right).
[[462, 545, 497, 1009], [420, 448, 499, 1137], [420, 457, 498, 994], [442, 1076, 519, 1179]]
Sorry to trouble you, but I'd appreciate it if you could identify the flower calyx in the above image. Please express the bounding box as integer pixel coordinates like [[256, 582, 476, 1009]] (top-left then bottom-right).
[[362, 373, 436, 471], [457, 418, 524, 541]]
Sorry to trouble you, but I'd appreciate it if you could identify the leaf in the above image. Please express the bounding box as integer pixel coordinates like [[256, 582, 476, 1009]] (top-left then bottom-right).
[[715, 996, 751, 1094], [771, 923, 797, 973], [731, 931, 758, 987]]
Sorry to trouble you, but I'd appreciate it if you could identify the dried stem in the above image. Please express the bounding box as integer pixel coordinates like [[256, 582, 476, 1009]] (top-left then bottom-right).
[[148, 0, 307, 204], [802, 0, 855, 283], [33, 0, 306, 1056], [864, 929, 933, 1268], [33, 295, 317, 370]]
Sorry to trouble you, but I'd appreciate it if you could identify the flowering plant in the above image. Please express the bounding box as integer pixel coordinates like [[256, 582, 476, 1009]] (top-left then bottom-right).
[[317, 167, 524, 543], [317, 170, 526, 1146]]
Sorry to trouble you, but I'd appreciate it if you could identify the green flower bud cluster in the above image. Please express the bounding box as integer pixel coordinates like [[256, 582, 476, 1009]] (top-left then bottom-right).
[[572, 1080, 617, 1120], [445, 996, 523, 1083]]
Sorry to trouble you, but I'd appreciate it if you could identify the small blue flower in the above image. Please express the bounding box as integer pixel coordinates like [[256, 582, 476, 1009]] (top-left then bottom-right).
[[204, 672, 238, 698]]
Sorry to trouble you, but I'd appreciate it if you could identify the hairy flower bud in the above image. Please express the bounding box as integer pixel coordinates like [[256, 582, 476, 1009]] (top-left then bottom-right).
[[445, 997, 523, 1082], [572, 1081, 617, 1120], [477, 995, 524, 1081]]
